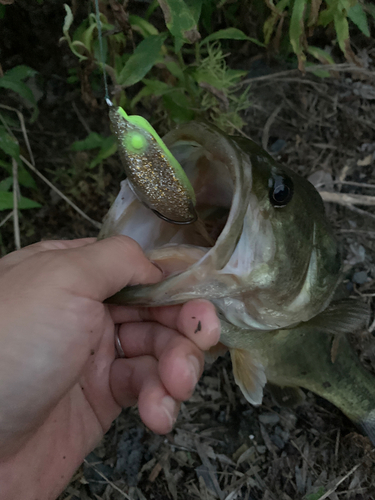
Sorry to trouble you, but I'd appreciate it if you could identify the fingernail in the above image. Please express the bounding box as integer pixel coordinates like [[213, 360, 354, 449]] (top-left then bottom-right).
[[161, 396, 178, 427], [188, 355, 201, 387]]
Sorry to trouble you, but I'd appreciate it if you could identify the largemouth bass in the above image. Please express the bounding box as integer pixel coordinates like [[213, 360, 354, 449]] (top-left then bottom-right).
[[101, 117, 374, 443]]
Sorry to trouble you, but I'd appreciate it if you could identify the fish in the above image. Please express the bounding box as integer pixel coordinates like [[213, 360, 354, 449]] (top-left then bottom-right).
[[100, 119, 375, 443]]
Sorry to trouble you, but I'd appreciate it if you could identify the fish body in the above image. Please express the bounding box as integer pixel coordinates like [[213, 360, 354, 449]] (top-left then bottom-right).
[[220, 299, 374, 442], [101, 120, 375, 442]]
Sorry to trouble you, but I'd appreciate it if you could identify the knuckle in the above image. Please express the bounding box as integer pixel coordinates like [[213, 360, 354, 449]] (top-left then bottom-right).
[[110, 235, 142, 257]]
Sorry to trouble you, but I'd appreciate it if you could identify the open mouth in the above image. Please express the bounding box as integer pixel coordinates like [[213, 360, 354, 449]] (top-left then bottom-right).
[[101, 123, 240, 277]]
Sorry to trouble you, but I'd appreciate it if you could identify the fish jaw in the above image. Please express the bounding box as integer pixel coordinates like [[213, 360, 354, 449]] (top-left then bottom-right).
[[103, 121, 254, 311]]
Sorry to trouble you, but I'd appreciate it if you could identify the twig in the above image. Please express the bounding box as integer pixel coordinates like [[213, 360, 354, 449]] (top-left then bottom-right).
[[83, 459, 132, 499], [316, 180, 375, 190], [262, 104, 282, 151], [239, 63, 375, 87], [290, 440, 318, 478], [341, 204, 375, 222], [339, 229, 375, 237], [317, 462, 362, 500], [12, 158, 21, 250], [72, 101, 91, 134], [224, 120, 252, 140], [320, 191, 375, 207], [20, 155, 102, 229], [0, 212, 13, 228], [0, 104, 35, 166], [195, 438, 224, 500]]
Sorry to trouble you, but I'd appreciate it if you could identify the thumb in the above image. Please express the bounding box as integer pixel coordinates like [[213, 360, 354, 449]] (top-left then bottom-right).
[[60, 235, 163, 301]]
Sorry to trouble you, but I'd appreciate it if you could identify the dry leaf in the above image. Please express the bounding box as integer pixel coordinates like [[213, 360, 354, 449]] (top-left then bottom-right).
[[357, 154, 373, 166]]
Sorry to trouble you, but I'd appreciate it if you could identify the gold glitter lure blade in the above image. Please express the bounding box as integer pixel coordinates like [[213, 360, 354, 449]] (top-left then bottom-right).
[[109, 106, 197, 224]]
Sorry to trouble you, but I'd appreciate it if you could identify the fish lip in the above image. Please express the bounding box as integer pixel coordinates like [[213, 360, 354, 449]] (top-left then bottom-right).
[[162, 121, 253, 272]]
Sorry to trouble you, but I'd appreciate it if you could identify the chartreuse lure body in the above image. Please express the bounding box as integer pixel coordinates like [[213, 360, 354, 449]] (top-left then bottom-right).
[[109, 106, 197, 224]]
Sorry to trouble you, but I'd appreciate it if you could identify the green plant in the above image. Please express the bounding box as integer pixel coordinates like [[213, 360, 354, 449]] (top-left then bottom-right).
[[304, 487, 326, 500], [263, 0, 374, 70], [60, 1, 253, 132], [0, 124, 41, 212], [0, 65, 39, 121], [70, 132, 117, 169]]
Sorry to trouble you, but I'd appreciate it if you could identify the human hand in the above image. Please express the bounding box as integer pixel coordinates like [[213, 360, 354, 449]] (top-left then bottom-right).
[[0, 236, 220, 499]]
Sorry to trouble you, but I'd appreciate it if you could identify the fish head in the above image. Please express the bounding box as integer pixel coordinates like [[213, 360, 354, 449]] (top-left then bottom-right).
[[102, 121, 341, 330]]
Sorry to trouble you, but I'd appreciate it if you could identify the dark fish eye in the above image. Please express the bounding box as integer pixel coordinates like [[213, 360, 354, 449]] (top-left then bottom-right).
[[268, 174, 293, 207]]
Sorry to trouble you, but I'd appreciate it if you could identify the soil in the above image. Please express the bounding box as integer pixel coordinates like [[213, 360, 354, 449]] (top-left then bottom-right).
[[1, 2, 375, 499]]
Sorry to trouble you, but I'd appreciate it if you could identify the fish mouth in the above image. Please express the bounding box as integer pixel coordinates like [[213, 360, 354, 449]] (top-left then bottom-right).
[[100, 121, 251, 279]]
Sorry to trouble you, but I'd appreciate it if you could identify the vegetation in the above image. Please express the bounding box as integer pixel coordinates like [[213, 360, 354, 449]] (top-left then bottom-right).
[[0, 0, 374, 219]]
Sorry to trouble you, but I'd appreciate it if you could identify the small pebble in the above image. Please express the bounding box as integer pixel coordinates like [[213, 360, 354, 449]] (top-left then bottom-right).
[[258, 413, 280, 426], [352, 270, 368, 285]]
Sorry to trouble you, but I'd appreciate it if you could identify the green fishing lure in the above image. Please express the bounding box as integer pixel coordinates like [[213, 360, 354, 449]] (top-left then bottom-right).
[[109, 105, 197, 224]]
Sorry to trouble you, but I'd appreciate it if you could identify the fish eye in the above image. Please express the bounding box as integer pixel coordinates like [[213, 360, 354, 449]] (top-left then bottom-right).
[[268, 174, 293, 207]]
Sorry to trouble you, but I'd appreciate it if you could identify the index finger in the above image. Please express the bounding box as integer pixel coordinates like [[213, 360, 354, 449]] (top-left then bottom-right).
[[110, 300, 220, 351]]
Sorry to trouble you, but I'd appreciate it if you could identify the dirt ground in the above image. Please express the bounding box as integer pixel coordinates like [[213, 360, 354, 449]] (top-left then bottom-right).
[[1, 2, 375, 499]]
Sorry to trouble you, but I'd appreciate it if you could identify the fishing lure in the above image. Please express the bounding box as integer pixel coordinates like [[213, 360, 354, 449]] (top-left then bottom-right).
[[108, 105, 197, 223], [94, 0, 197, 224]]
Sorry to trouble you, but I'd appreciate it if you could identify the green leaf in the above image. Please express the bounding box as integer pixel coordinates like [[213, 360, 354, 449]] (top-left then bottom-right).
[[129, 15, 159, 37], [264, 13, 279, 45], [62, 3, 74, 35], [0, 177, 13, 192], [0, 127, 20, 160], [289, 0, 307, 68], [90, 135, 117, 168], [186, 0, 203, 25], [60, 4, 88, 62], [0, 157, 37, 189], [248, 37, 266, 47], [118, 33, 168, 87], [4, 65, 38, 82], [318, 2, 337, 27], [19, 168, 37, 189], [305, 62, 331, 78], [174, 37, 184, 53], [0, 192, 42, 211], [307, 46, 335, 64], [0, 79, 37, 105], [0, 79, 38, 121], [0, 5, 6, 19], [158, 0, 201, 45], [71, 132, 105, 151], [142, 78, 172, 94], [264, 0, 290, 44], [162, 91, 195, 122], [334, 8, 350, 56], [201, 28, 250, 45], [165, 60, 185, 81], [304, 487, 325, 500], [347, 3, 370, 37]]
